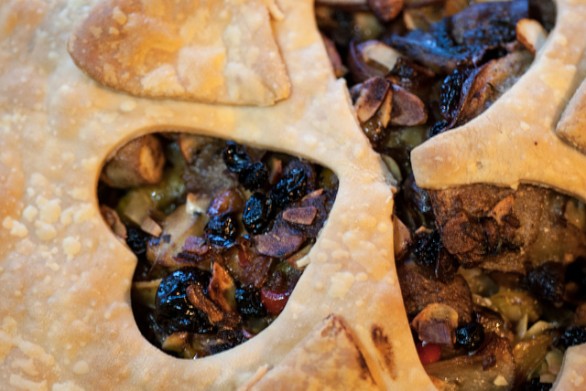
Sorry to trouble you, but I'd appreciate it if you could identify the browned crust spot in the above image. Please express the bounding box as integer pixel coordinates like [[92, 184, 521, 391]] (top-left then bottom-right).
[[324, 315, 376, 383], [371, 325, 397, 379]]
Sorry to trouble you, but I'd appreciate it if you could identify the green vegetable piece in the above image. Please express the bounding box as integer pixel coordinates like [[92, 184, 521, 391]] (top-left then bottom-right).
[[512, 334, 553, 383], [490, 289, 541, 324]]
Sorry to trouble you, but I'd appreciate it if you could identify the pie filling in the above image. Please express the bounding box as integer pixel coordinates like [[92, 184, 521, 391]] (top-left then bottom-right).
[[319, 0, 585, 389], [98, 134, 338, 358]]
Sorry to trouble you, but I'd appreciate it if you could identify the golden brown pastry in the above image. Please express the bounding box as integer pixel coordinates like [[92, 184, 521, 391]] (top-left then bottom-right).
[[68, 0, 291, 105], [0, 0, 432, 389]]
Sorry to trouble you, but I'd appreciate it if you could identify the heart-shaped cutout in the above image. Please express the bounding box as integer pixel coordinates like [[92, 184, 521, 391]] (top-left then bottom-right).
[[98, 133, 338, 358]]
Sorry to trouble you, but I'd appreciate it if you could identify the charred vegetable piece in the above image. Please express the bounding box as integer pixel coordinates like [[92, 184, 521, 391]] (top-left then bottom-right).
[[399, 262, 473, 324], [386, 1, 527, 73]]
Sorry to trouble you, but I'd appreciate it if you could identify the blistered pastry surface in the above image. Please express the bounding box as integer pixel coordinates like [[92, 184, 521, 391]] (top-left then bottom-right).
[[0, 0, 434, 389], [411, 0, 586, 202], [68, 0, 291, 106]]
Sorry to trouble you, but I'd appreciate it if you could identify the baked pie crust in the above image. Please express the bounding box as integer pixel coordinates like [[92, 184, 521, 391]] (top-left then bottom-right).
[[1, 0, 585, 389], [68, 0, 291, 106], [411, 0, 586, 202], [0, 0, 433, 389]]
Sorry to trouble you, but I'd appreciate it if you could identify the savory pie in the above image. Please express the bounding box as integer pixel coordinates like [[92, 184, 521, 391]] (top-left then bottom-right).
[[0, 0, 585, 390], [0, 0, 424, 389]]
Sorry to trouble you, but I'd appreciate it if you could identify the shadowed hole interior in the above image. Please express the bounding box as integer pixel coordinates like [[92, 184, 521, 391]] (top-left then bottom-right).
[[97, 133, 338, 359]]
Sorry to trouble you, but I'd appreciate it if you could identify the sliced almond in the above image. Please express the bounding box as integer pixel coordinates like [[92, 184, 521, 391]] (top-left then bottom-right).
[[101, 134, 165, 189], [390, 84, 427, 126], [392, 215, 411, 259], [354, 77, 392, 123], [140, 216, 163, 237], [361, 40, 402, 72]]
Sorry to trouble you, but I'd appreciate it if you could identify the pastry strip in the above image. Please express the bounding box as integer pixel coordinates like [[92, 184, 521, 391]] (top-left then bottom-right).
[[411, 0, 586, 202]]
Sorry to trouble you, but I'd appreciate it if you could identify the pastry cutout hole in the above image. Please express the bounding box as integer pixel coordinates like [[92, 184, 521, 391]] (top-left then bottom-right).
[[97, 133, 338, 359]]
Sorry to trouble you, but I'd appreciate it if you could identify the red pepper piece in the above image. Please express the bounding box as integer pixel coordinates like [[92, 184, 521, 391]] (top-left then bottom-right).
[[260, 288, 289, 316], [416, 342, 442, 365]]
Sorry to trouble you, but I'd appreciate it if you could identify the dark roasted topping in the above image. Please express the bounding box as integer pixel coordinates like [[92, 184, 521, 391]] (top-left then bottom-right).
[[440, 68, 470, 122], [126, 226, 151, 257], [412, 230, 442, 269]]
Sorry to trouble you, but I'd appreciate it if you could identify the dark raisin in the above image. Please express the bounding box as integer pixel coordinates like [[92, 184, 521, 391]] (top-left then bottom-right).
[[526, 261, 565, 306], [403, 175, 434, 220], [155, 268, 213, 334], [519, 378, 553, 391], [222, 141, 251, 174], [412, 230, 442, 269], [205, 214, 238, 246], [455, 321, 484, 351], [243, 192, 273, 234], [235, 287, 266, 317], [429, 120, 449, 137], [270, 167, 307, 208], [126, 226, 151, 256], [238, 161, 269, 190], [559, 326, 586, 348], [440, 68, 469, 121]]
